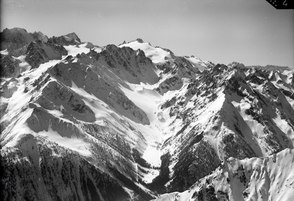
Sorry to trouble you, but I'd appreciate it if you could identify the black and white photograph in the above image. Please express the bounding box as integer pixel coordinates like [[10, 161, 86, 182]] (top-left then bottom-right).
[[0, 0, 294, 200]]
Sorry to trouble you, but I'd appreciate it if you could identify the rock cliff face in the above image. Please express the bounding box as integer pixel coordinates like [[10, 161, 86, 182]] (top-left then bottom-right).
[[1, 28, 294, 201], [25, 41, 67, 68], [0, 55, 21, 77]]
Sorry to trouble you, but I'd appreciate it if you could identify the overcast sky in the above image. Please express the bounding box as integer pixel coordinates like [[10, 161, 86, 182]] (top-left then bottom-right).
[[1, 0, 294, 67]]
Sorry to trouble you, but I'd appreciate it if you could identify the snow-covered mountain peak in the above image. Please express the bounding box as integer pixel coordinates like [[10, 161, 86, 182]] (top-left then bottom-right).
[[119, 40, 173, 64], [1, 28, 294, 201], [64, 32, 81, 43], [184, 55, 213, 71]]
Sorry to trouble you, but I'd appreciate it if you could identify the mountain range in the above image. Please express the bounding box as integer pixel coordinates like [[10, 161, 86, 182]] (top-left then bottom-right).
[[1, 28, 294, 201]]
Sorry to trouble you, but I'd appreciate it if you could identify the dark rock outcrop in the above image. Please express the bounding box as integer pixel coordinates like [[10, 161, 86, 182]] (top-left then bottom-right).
[[48, 32, 81, 46]]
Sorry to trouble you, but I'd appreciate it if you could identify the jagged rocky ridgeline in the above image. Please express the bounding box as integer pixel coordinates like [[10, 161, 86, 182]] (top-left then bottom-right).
[[1, 28, 294, 201]]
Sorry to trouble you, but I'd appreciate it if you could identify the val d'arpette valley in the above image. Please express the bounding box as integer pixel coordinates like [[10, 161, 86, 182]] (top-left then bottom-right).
[[0, 27, 294, 201]]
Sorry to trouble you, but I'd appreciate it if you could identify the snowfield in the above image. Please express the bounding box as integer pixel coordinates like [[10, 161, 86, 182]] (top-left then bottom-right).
[[64, 43, 91, 57], [120, 40, 172, 64]]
